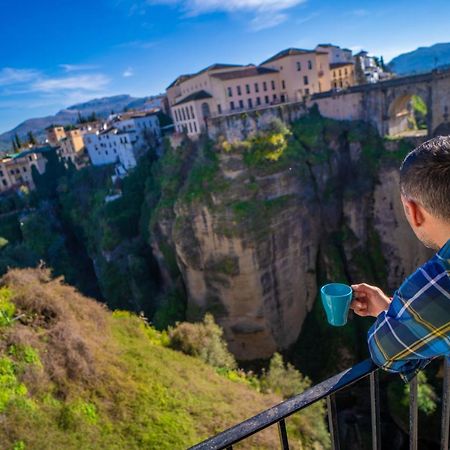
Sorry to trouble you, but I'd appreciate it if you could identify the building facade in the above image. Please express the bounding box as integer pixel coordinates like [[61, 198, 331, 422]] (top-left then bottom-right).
[[84, 112, 161, 171], [46, 126, 66, 146], [58, 129, 87, 168], [0, 147, 50, 193], [330, 62, 356, 89], [316, 44, 353, 65], [260, 48, 332, 101]]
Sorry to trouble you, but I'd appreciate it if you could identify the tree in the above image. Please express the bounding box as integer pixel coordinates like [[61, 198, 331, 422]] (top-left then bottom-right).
[[27, 131, 37, 146], [11, 139, 18, 153], [14, 133, 21, 150]]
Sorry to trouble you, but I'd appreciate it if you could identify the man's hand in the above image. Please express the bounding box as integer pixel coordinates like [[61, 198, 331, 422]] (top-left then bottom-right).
[[350, 283, 391, 318]]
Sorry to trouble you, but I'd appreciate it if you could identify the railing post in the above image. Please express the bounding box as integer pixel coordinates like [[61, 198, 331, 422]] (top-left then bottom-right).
[[409, 375, 418, 450], [327, 394, 340, 450], [277, 419, 290, 450], [441, 357, 450, 450], [370, 371, 381, 450]]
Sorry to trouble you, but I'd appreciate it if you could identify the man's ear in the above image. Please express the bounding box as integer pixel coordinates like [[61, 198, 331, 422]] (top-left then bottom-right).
[[402, 197, 425, 227]]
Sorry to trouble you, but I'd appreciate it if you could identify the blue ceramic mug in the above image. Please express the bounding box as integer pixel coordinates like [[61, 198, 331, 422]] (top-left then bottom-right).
[[320, 283, 353, 326]]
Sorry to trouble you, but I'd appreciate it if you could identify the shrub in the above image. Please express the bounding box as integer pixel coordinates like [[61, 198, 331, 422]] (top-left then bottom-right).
[[0, 287, 15, 326], [168, 314, 237, 370], [261, 353, 330, 449]]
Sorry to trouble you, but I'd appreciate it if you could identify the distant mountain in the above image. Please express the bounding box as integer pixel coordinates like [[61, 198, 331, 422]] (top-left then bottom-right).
[[0, 94, 148, 152], [388, 42, 450, 75]]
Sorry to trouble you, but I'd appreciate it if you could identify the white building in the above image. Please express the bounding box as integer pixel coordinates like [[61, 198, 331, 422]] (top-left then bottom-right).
[[316, 44, 353, 65], [354, 51, 386, 84], [84, 111, 161, 172]]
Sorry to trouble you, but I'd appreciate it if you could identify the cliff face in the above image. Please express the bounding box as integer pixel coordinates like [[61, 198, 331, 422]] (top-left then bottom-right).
[[173, 157, 319, 359], [155, 117, 431, 360]]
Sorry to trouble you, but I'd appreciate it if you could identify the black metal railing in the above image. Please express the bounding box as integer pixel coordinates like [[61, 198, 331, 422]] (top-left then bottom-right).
[[190, 357, 450, 450]]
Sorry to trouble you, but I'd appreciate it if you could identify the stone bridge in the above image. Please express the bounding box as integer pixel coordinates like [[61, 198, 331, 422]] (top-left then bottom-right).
[[310, 68, 450, 137]]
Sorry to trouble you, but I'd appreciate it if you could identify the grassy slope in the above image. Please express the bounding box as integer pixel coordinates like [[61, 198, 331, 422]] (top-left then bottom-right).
[[0, 268, 295, 450]]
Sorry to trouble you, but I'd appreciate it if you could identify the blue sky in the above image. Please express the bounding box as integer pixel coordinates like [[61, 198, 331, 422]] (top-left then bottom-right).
[[1, 0, 450, 133]]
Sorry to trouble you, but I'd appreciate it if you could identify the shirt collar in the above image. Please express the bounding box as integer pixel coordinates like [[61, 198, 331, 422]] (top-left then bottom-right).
[[437, 239, 450, 260]]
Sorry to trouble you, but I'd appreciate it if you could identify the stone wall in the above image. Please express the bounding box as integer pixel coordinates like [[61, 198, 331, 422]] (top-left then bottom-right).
[[207, 102, 308, 142]]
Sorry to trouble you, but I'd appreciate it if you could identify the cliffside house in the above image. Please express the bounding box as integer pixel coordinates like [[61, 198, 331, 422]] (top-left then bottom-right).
[[0, 146, 51, 194], [84, 111, 161, 173]]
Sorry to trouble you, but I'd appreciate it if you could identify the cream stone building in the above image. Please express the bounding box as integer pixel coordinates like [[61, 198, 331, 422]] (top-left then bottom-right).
[[58, 129, 86, 168], [46, 126, 66, 146], [0, 147, 50, 193], [330, 62, 356, 89], [167, 64, 284, 137], [260, 48, 331, 100]]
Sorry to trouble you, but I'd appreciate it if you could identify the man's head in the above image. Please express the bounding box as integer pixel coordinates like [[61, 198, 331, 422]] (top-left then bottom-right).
[[400, 135, 450, 250]]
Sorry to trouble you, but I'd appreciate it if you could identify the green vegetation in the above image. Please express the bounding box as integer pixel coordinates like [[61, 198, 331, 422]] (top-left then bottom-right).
[[0, 268, 329, 450], [411, 95, 428, 129]]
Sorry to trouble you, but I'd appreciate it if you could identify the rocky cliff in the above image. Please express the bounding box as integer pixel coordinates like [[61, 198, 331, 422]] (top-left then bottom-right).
[[151, 115, 432, 361]]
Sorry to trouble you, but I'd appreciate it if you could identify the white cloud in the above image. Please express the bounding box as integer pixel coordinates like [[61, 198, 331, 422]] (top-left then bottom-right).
[[32, 74, 110, 92], [123, 67, 134, 77], [59, 64, 100, 72], [0, 68, 40, 86], [148, 0, 307, 29]]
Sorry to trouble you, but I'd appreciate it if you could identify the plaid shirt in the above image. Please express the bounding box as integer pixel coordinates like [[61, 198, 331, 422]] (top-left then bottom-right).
[[368, 239, 450, 381]]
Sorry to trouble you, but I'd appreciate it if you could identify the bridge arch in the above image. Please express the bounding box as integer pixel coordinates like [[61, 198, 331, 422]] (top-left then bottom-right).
[[387, 91, 429, 137]]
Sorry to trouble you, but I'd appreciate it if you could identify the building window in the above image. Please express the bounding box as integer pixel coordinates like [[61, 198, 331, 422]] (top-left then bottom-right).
[[305, 88, 310, 95], [308, 60, 312, 70], [248, 98, 253, 108], [339, 69, 342, 77], [227, 87, 233, 97], [281, 94, 285, 102], [239, 100, 244, 109], [303, 76, 309, 85], [265, 95, 269, 104], [344, 68, 348, 75], [185, 107, 190, 120], [296, 61, 301, 71], [182, 108, 186, 121], [230, 101, 235, 110], [273, 94, 277, 101], [190, 105, 195, 118], [188, 122, 193, 133], [282, 80, 286, 89], [271, 80, 276, 90], [254, 83, 259, 93], [217, 104, 222, 114], [193, 122, 198, 133], [256, 97, 261, 106], [246, 84, 250, 94], [237, 86, 242, 96], [339, 80, 343, 88], [263, 81, 267, 91]]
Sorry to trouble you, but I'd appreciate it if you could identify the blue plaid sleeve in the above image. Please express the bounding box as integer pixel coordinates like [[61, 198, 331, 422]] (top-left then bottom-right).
[[367, 242, 450, 382]]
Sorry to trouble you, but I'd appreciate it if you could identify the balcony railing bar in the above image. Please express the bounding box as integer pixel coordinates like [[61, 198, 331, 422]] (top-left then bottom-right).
[[191, 357, 449, 450], [370, 371, 381, 450], [441, 357, 450, 450], [189, 359, 377, 450], [277, 418, 289, 449], [326, 394, 340, 450], [409, 376, 418, 450]]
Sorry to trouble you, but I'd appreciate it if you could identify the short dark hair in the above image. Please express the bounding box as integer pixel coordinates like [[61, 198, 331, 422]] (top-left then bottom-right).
[[400, 136, 450, 220]]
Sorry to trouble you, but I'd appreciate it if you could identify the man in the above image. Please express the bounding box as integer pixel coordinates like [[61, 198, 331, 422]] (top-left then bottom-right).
[[351, 136, 450, 381]]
